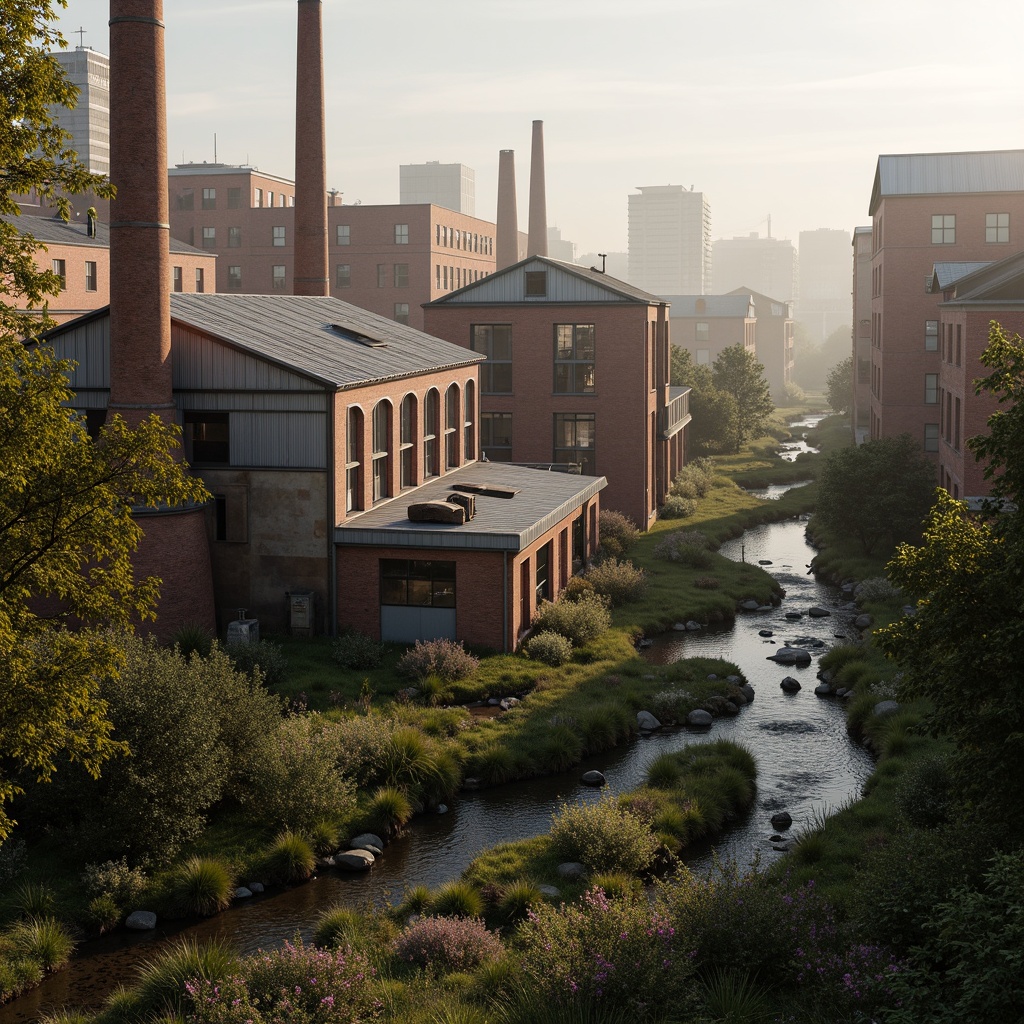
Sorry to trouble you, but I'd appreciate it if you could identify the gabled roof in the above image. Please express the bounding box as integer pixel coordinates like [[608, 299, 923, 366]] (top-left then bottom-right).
[[938, 249, 1024, 305], [930, 262, 992, 293], [662, 294, 755, 318], [869, 150, 1024, 215], [426, 255, 666, 306], [167, 294, 483, 389], [3, 212, 206, 255], [726, 285, 792, 316]]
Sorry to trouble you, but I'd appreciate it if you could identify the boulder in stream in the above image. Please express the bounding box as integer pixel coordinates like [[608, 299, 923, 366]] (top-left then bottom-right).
[[336, 850, 375, 871], [770, 811, 793, 831], [126, 911, 157, 931], [637, 710, 661, 731], [581, 770, 606, 787], [687, 709, 714, 727], [780, 677, 801, 693], [349, 833, 385, 851]]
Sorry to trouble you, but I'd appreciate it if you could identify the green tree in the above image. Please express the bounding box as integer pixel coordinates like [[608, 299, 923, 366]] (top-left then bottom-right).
[[825, 355, 853, 414], [711, 344, 773, 451], [670, 346, 740, 453], [814, 434, 936, 554]]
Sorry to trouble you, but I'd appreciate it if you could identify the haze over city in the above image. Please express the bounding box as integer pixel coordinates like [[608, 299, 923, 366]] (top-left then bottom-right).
[[57, 0, 1024, 253]]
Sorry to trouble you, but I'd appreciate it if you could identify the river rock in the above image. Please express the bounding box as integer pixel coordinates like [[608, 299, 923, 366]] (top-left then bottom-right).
[[317, 855, 336, 868], [350, 833, 385, 851], [500, 697, 520, 710], [768, 647, 813, 665], [740, 599, 761, 611], [557, 862, 586, 878], [687, 709, 714, 727], [249, 882, 265, 893], [436, 805, 448, 814], [808, 606, 831, 618], [538, 884, 562, 898], [780, 677, 801, 693], [785, 611, 803, 620], [771, 811, 793, 831], [581, 770, 606, 786], [686, 620, 702, 631], [874, 700, 901, 717], [727, 675, 741, 683], [758, 629, 774, 637], [814, 683, 833, 696], [855, 614, 873, 630], [637, 710, 661, 731], [234, 887, 253, 899], [336, 850, 375, 871], [741, 683, 756, 703], [758, 559, 772, 565], [488, 697, 500, 705], [673, 622, 688, 631], [126, 911, 157, 931], [462, 777, 482, 790], [707, 673, 717, 680]]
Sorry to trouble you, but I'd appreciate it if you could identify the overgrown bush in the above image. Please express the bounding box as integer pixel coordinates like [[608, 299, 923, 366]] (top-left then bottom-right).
[[397, 638, 479, 682], [585, 557, 647, 605], [161, 857, 233, 918], [125, 939, 238, 1021], [854, 576, 904, 605], [382, 726, 460, 803], [532, 592, 611, 647], [523, 630, 573, 666], [81, 858, 149, 910], [331, 630, 385, 670], [262, 831, 316, 885], [330, 712, 396, 788], [0, 838, 27, 886], [659, 494, 697, 519], [560, 575, 595, 603], [393, 916, 501, 973], [226, 638, 288, 687], [653, 530, 714, 568], [549, 796, 658, 874], [598, 510, 638, 557], [694, 576, 720, 589], [4, 917, 75, 971], [171, 622, 214, 660], [670, 457, 716, 500], [430, 880, 484, 918]]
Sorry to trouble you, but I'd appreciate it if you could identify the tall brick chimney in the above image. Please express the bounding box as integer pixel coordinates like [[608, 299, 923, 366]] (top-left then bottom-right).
[[293, 0, 329, 296], [527, 119, 548, 257], [108, 0, 215, 638], [496, 149, 519, 270]]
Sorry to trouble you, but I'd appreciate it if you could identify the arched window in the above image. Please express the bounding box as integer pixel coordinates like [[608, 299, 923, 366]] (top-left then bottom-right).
[[400, 393, 417, 489], [445, 383, 460, 469], [372, 400, 392, 502], [424, 389, 440, 478], [345, 406, 363, 513], [463, 379, 475, 462]]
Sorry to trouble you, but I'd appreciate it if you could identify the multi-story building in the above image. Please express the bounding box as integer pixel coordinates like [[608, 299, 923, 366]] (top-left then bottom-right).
[[628, 185, 711, 294], [867, 150, 1024, 452], [726, 287, 793, 397], [851, 226, 873, 440], [399, 161, 475, 216], [665, 294, 757, 368], [48, 46, 110, 175], [712, 234, 797, 302], [424, 256, 690, 531], [797, 228, 851, 343], [167, 163, 497, 330]]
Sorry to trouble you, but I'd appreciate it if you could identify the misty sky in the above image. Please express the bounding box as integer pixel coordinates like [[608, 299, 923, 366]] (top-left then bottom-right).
[[58, 0, 1024, 255]]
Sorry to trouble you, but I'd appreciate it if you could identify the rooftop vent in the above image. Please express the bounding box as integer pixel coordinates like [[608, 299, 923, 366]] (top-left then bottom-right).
[[329, 324, 387, 347], [453, 482, 518, 499]]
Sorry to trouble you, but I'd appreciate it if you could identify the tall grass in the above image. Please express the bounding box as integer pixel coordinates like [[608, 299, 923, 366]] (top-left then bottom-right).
[[262, 831, 316, 885], [162, 857, 233, 918]]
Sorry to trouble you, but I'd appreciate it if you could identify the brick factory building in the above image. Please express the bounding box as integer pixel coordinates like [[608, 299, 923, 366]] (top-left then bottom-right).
[[665, 293, 757, 368]]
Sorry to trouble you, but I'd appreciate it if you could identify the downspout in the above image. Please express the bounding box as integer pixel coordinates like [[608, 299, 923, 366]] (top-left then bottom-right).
[[502, 550, 509, 652]]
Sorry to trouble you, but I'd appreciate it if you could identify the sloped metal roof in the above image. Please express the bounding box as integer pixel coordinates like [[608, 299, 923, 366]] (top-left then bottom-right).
[[2, 212, 206, 255], [869, 150, 1024, 214], [336, 461, 606, 552], [169, 294, 483, 389], [662, 294, 755, 317], [939, 249, 1024, 304], [931, 262, 992, 291]]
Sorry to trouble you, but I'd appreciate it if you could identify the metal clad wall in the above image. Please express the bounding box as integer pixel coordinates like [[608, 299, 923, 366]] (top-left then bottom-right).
[[47, 317, 110, 390], [444, 261, 625, 305], [176, 391, 326, 412], [231, 411, 327, 468]]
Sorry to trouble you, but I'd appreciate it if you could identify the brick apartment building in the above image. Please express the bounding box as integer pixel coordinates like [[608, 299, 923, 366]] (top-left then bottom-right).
[[166, 164, 497, 330], [726, 287, 794, 398], [867, 150, 1024, 453], [424, 256, 689, 531], [851, 226, 872, 440], [664, 293, 757, 368]]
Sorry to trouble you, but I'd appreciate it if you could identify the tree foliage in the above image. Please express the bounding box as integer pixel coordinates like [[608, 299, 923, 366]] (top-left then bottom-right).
[[814, 434, 936, 555], [670, 345, 741, 454], [711, 344, 774, 451], [826, 355, 853, 415]]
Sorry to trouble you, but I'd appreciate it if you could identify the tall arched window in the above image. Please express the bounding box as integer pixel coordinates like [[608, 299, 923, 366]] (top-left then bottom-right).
[[445, 383, 460, 470], [372, 399, 392, 502], [463, 379, 475, 462], [345, 406, 363, 513], [400, 393, 417, 489], [424, 389, 440, 478]]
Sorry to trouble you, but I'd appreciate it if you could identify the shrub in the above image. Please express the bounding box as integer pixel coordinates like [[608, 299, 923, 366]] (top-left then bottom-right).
[[122, 939, 238, 1021], [560, 575, 595, 603], [81, 857, 149, 909], [0, 838, 27, 886], [598, 510, 639, 557], [653, 531, 714, 568], [313, 906, 362, 948], [647, 688, 695, 724], [262, 832, 316, 885], [585, 557, 647, 605], [331, 712, 396, 788], [382, 726, 460, 803], [397, 638, 479, 682], [496, 880, 543, 925], [549, 796, 659, 874], [171, 622, 214, 660], [532, 592, 610, 647], [670, 458, 716, 500], [226, 638, 288, 687], [536, 724, 584, 774], [523, 630, 573, 666], [332, 630, 385, 670], [659, 494, 697, 519], [366, 785, 414, 836], [430, 880, 484, 918], [693, 575, 720, 589], [11, 881, 57, 918], [162, 857, 233, 918], [854, 575, 904, 605], [6, 917, 75, 971], [306, 818, 340, 857], [84, 894, 121, 934], [394, 916, 501, 973]]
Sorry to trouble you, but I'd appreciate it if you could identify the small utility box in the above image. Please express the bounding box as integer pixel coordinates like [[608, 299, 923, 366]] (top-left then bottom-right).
[[289, 590, 316, 637], [226, 618, 260, 644]]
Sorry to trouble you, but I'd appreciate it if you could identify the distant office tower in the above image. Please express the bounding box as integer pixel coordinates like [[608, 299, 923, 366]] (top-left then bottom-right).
[[798, 228, 852, 343], [547, 226, 577, 263], [712, 233, 797, 301], [400, 162, 475, 215], [628, 185, 711, 294], [48, 47, 110, 175]]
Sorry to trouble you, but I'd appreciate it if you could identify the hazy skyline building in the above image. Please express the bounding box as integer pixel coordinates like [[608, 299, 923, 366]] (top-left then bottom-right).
[[628, 185, 711, 294], [798, 227, 852, 343], [712, 233, 797, 302], [399, 161, 475, 215], [48, 46, 110, 175]]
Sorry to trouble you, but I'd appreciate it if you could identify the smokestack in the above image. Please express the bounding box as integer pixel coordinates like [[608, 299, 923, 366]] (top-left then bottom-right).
[[527, 119, 548, 257], [496, 149, 519, 270], [293, 0, 329, 296], [107, 0, 216, 639]]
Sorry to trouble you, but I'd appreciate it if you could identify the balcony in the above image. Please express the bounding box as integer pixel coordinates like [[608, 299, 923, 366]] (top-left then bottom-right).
[[660, 386, 691, 440]]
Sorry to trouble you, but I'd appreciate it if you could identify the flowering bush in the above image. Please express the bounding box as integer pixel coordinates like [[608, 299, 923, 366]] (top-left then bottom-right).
[[523, 630, 573, 666], [397, 639, 479, 682], [532, 592, 611, 647], [393, 915, 501, 973], [184, 939, 379, 1024], [80, 857, 148, 908], [549, 796, 658, 874], [585, 557, 647, 605]]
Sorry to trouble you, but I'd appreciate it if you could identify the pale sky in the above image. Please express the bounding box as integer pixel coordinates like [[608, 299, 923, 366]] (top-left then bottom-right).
[[57, 0, 1024, 255]]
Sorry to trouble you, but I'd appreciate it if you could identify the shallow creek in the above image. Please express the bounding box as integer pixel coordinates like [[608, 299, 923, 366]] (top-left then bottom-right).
[[4, 513, 873, 1022]]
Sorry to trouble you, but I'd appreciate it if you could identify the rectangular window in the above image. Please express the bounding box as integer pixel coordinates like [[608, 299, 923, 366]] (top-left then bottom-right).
[[202, 226, 216, 250], [395, 223, 409, 244], [986, 212, 1009, 243], [377, 264, 386, 288], [956, 326, 962, 366], [272, 265, 286, 291], [227, 186, 242, 209], [481, 412, 512, 461], [85, 260, 97, 292], [228, 226, 241, 248], [924, 373, 939, 404], [535, 542, 551, 604], [227, 265, 242, 290], [178, 188, 194, 210], [925, 320, 938, 351], [554, 324, 596, 393], [336, 224, 350, 246], [272, 225, 286, 246], [424, 390, 440, 478], [525, 270, 547, 296], [695, 321, 710, 343], [394, 303, 409, 325], [254, 188, 263, 208], [372, 402, 391, 502], [346, 407, 362, 513], [394, 263, 409, 287], [380, 559, 456, 608], [195, 267, 204, 292], [924, 423, 939, 452], [185, 412, 229, 465], [931, 214, 955, 244], [267, 191, 275, 208], [471, 325, 513, 393], [572, 513, 585, 571], [336, 264, 351, 288], [201, 187, 216, 209], [51, 259, 66, 290], [696, 348, 711, 365], [172, 266, 182, 292], [554, 412, 596, 475]]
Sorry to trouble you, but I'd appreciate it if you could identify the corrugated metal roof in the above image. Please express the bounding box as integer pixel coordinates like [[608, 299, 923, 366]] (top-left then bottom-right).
[[940, 249, 1024, 304], [931, 262, 992, 291], [336, 462, 606, 552], [429, 255, 666, 306], [2, 212, 206, 255], [662, 294, 755, 317], [168, 294, 483, 389], [869, 150, 1024, 214]]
